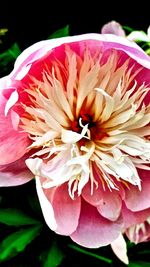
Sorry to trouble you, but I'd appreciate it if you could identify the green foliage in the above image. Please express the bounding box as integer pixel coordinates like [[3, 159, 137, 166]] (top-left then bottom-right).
[[48, 25, 69, 39], [68, 244, 112, 264], [42, 240, 65, 267], [145, 47, 150, 55], [129, 262, 150, 267], [122, 25, 134, 33], [0, 42, 21, 76], [0, 208, 40, 226], [0, 225, 41, 262], [0, 42, 21, 65]]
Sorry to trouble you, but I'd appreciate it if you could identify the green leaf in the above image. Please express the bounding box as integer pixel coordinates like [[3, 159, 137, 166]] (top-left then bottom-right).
[[122, 25, 134, 33], [68, 244, 112, 264], [0, 225, 41, 262], [129, 262, 150, 267], [145, 48, 150, 55], [0, 208, 40, 226], [43, 241, 64, 267], [48, 25, 69, 39], [0, 42, 21, 66], [7, 42, 21, 59]]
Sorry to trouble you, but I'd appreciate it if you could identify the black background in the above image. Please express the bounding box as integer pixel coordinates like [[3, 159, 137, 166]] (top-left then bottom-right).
[[1, 1, 150, 50]]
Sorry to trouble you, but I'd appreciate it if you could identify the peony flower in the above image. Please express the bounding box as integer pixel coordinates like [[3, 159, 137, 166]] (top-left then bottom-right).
[[0, 34, 150, 257], [101, 21, 126, 37]]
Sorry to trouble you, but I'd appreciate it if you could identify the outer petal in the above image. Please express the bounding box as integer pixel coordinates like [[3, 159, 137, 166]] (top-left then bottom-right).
[[36, 177, 57, 231], [6, 33, 150, 83], [39, 182, 81, 236], [50, 183, 81, 235], [0, 156, 33, 186], [71, 199, 123, 248], [124, 169, 150, 211], [0, 93, 30, 165], [111, 234, 129, 265]]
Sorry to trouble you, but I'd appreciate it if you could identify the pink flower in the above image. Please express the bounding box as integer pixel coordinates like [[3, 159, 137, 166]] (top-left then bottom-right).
[[101, 21, 126, 37], [0, 34, 150, 253]]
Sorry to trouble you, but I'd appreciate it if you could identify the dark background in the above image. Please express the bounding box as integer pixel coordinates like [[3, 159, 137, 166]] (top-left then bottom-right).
[[1, 2, 150, 51]]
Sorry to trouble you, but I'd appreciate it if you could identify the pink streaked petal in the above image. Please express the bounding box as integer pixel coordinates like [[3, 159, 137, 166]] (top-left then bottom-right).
[[7, 34, 150, 84], [51, 183, 81, 235], [122, 203, 150, 228], [0, 93, 30, 165], [71, 199, 123, 248], [124, 169, 150, 212], [111, 234, 129, 265], [0, 156, 33, 186], [101, 21, 126, 37]]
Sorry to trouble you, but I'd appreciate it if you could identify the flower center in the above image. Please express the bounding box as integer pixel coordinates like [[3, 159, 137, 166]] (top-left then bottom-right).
[[71, 112, 108, 143], [71, 114, 94, 132]]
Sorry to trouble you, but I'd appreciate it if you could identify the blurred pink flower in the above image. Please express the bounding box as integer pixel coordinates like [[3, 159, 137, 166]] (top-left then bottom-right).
[[101, 21, 126, 37], [0, 34, 150, 256]]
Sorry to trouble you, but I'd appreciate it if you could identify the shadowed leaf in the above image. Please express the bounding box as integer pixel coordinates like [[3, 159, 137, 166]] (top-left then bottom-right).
[[0, 225, 41, 262], [0, 208, 40, 226], [129, 262, 150, 267], [0, 42, 21, 66], [43, 241, 64, 267], [48, 25, 69, 39]]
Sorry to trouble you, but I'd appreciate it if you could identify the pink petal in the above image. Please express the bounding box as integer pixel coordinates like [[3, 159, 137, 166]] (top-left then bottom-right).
[[97, 192, 122, 221], [82, 179, 104, 206], [82, 182, 122, 221], [71, 199, 123, 248], [101, 21, 126, 37], [0, 93, 30, 165], [111, 234, 129, 265], [122, 203, 150, 228], [6, 34, 150, 84], [124, 169, 150, 211], [45, 183, 81, 236], [126, 220, 150, 244], [0, 155, 33, 186]]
